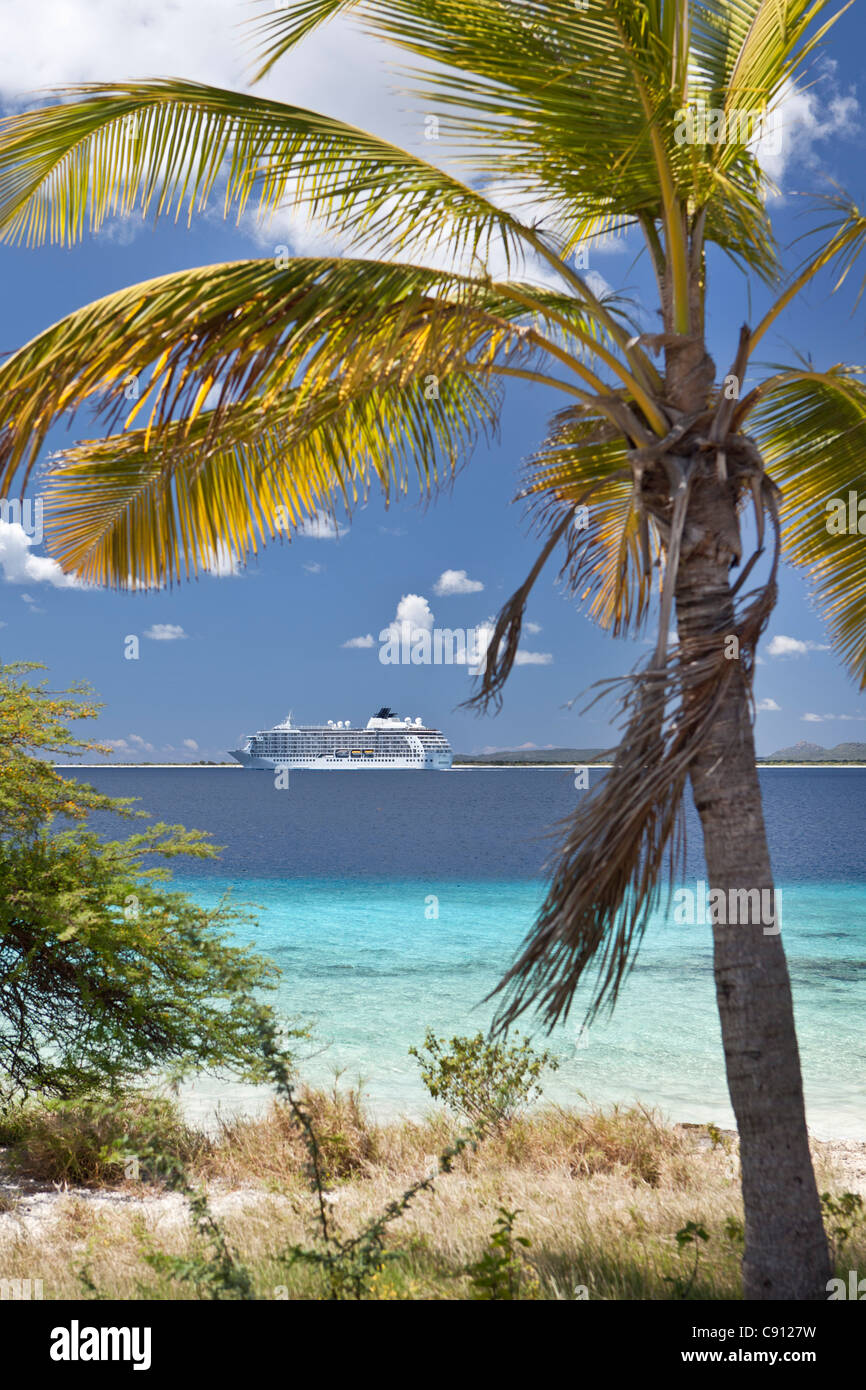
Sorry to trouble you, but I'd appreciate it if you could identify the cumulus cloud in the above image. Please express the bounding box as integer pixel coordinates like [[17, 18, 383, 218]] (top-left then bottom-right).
[[0, 522, 79, 588], [767, 635, 830, 658], [296, 515, 348, 540], [756, 698, 781, 712], [802, 712, 866, 723], [144, 623, 186, 641], [204, 542, 243, 577], [433, 568, 484, 596], [359, 593, 551, 669], [514, 650, 553, 666], [524, 620, 542, 635], [759, 67, 860, 188], [389, 593, 435, 640], [304, 562, 324, 574], [183, 738, 199, 751]]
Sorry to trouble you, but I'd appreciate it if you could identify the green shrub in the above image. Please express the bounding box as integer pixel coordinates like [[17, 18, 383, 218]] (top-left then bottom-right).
[[0, 663, 303, 1103], [2, 1093, 205, 1186], [465, 1207, 536, 1300], [409, 1029, 559, 1127]]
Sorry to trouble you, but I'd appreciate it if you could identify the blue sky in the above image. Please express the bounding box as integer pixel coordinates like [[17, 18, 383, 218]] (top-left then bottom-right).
[[1, 0, 866, 758]]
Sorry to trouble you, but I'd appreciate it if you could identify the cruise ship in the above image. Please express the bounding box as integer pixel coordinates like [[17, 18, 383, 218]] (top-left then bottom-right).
[[229, 707, 453, 770]]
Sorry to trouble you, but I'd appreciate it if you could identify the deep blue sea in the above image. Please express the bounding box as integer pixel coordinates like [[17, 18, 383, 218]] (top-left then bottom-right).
[[68, 767, 866, 1137]]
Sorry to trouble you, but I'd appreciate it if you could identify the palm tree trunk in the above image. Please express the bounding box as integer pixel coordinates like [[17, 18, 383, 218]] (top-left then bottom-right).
[[674, 477, 831, 1300]]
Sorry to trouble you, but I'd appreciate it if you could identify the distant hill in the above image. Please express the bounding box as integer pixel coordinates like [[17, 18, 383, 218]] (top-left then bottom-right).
[[761, 739, 866, 763], [454, 747, 609, 765]]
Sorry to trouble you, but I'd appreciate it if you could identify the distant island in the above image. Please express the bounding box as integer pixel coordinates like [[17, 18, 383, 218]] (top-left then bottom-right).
[[453, 748, 610, 766], [758, 739, 866, 764], [453, 739, 866, 767]]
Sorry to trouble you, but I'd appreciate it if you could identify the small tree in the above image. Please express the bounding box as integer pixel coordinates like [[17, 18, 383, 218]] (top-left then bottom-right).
[[409, 1029, 558, 1128], [0, 663, 294, 1104]]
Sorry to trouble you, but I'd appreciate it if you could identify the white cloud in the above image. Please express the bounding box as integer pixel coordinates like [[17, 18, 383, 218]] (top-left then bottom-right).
[[342, 633, 375, 648], [392, 593, 434, 638], [183, 738, 199, 751], [802, 712, 866, 723], [514, 650, 553, 666], [296, 515, 348, 541], [524, 620, 542, 634], [756, 698, 780, 712], [0, 522, 79, 588], [759, 68, 860, 188], [204, 542, 243, 577], [304, 562, 324, 574], [144, 623, 186, 641], [0, 1, 409, 142], [128, 734, 155, 751], [767, 635, 830, 658], [104, 738, 129, 750], [433, 568, 484, 596]]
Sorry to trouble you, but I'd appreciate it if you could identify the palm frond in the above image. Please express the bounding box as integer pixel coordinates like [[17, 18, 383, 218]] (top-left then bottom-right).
[[248, 0, 362, 79], [0, 78, 532, 267], [251, 1, 783, 282], [41, 373, 496, 588], [491, 472, 780, 1030], [748, 365, 866, 686], [522, 406, 653, 634], [0, 255, 578, 496]]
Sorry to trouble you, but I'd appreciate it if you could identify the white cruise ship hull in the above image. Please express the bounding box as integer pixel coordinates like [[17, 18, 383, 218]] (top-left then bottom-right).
[[230, 749, 452, 770]]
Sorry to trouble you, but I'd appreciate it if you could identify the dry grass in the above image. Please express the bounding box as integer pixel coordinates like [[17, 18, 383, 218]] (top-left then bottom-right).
[[0, 1090, 862, 1300]]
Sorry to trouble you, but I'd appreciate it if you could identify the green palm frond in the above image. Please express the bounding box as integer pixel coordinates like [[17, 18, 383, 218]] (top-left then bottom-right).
[[0, 78, 533, 265], [251, 0, 830, 282], [0, 255, 581, 496], [41, 372, 495, 588], [748, 366, 866, 686], [521, 406, 653, 634], [249, 0, 362, 77]]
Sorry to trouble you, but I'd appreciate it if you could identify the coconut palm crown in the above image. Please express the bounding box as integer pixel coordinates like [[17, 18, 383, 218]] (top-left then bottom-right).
[[1, 0, 864, 1299]]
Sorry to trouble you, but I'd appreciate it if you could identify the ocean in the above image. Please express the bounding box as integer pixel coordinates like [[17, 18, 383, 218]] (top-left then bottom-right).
[[69, 767, 866, 1138]]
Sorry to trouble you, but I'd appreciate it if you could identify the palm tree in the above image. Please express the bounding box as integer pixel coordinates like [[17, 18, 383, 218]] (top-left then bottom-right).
[[1, 0, 864, 1298]]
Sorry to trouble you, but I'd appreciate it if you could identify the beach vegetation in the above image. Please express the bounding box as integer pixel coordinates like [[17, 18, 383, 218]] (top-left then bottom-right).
[[0, 662, 294, 1105], [408, 1029, 559, 1128]]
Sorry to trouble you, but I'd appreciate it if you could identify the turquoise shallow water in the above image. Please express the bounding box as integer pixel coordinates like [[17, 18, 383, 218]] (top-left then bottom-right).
[[69, 767, 866, 1137], [171, 874, 866, 1139]]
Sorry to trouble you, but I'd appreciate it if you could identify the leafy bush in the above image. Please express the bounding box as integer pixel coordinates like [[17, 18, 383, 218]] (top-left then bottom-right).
[[1, 1093, 205, 1186], [0, 663, 301, 1102], [465, 1207, 536, 1300], [821, 1190, 865, 1259], [409, 1029, 559, 1127]]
